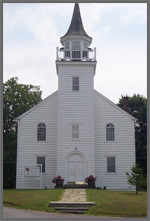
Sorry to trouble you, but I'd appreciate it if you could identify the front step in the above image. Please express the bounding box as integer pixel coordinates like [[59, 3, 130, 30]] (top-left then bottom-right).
[[55, 184, 88, 188], [55, 207, 89, 210], [55, 184, 96, 189], [49, 201, 95, 214], [55, 207, 89, 214], [58, 210, 85, 214], [49, 201, 95, 207], [63, 184, 88, 188]]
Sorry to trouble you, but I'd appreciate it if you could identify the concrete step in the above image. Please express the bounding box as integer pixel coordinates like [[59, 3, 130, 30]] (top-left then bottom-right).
[[54, 206, 90, 214], [55, 184, 96, 189], [60, 210, 85, 214], [55, 207, 89, 211], [49, 201, 95, 207], [63, 184, 88, 188], [49, 201, 95, 214]]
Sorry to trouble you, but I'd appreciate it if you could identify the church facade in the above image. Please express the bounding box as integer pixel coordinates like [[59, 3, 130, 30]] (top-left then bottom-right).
[[15, 3, 136, 190]]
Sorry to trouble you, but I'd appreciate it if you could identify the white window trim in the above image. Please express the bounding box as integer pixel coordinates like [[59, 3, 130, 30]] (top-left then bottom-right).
[[72, 77, 80, 91], [105, 155, 117, 174], [106, 123, 115, 141], [65, 42, 69, 49], [71, 124, 80, 139], [36, 156, 46, 174], [37, 122, 46, 141], [72, 41, 81, 50], [70, 75, 81, 92]]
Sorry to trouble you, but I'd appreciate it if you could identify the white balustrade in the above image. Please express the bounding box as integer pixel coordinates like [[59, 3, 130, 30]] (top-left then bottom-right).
[[56, 48, 96, 61]]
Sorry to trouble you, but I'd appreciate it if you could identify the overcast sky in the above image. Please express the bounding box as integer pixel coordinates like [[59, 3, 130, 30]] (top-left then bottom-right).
[[3, 3, 147, 103]]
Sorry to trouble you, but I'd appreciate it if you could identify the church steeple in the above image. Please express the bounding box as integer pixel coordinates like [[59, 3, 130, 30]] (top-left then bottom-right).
[[56, 3, 96, 62], [61, 3, 92, 40], [60, 3, 92, 45]]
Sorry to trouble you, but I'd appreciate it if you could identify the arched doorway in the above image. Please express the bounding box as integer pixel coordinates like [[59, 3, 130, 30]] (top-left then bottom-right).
[[66, 153, 86, 183]]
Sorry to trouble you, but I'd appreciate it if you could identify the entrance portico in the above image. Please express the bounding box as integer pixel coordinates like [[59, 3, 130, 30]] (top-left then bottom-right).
[[65, 151, 87, 184]]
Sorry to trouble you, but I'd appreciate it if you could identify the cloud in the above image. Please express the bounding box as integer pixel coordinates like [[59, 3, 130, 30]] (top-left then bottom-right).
[[100, 26, 111, 35], [3, 4, 22, 32], [119, 3, 147, 26], [3, 43, 58, 98], [3, 3, 147, 103]]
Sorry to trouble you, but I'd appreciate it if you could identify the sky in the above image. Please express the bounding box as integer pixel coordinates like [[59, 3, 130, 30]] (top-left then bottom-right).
[[3, 3, 147, 104]]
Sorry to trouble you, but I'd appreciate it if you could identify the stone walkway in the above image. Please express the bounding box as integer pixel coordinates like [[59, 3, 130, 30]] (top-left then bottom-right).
[[50, 188, 94, 214], [60, 189, 87, 202]]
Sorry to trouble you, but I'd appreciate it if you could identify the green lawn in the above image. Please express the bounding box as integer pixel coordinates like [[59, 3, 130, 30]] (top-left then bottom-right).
[[85, 189, 147, 218], [3, 189, 64, 213], [3, 189, 147, 218]]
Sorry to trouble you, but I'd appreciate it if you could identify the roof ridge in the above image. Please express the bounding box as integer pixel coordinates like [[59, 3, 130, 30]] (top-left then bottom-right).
[[94, 90, 137, 121], [14, 90, 58, 120]]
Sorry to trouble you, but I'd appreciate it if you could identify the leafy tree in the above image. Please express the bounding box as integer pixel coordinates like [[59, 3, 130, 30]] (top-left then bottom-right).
[[126, 164, 146, 194], [3, 77, 42, 188], [117, 94, 147, 176]]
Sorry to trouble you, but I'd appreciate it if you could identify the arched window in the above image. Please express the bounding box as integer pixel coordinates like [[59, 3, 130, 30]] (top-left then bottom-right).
[[106, 123, 115, 141], [37, 123, 46, 141]]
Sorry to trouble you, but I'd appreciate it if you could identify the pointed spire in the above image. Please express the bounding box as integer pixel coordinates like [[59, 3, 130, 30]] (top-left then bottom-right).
[[61, 3, 91, 39]]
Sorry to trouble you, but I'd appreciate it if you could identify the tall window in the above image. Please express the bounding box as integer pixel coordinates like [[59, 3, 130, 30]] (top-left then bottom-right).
[[72, 77, 79, 91], [72, 42, 80, 59], [65, 42, 69, 49], [83, 42, 88, 58], [37, 156, 45, 173], [65, 42, 70, 58], [37, 123, 46, 141], [72, 125, 79, 139], [83, 42, 88, 49], [107, 157, 116, 173], [72, 42, 80, 50], [106, 123, 115, 141]]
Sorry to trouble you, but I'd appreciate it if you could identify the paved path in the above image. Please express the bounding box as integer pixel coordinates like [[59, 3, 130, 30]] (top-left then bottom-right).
[[3, 206, 109, 218], [60, 188, 87, 202]]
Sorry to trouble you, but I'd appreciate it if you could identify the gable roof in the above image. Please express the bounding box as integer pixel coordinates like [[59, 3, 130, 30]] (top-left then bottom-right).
[[14, 89, 137, 122], [94, 90, 137, 122], [14, 90, 58, 121]]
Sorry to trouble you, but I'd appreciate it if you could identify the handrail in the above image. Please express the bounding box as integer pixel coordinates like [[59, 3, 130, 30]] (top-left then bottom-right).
[[56, 47, 96, 61]]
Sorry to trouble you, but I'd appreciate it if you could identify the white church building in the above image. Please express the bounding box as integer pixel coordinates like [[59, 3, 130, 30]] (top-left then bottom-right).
[[15, 3, 136, 190]]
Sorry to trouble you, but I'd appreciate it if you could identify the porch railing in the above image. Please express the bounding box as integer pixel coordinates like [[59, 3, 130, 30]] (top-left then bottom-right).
[[56, 47, 96, 61]]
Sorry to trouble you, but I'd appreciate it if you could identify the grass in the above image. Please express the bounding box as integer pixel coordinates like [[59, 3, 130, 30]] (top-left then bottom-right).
[[3, 189, 65, 213], [3, 189, 147, 218], [85, 189, 147, 218]]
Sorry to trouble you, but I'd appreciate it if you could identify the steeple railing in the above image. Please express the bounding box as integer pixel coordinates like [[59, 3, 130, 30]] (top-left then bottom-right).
[[56, 47, 96, 62]]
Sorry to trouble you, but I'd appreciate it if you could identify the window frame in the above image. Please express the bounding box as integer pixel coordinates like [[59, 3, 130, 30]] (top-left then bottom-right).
[[37, 156, 45, 173], [37, 123, 46, 141], [83, 42, 88, 50], [72, 42, 80, 50], [107, 156, 116, 173], [106, 123, 115, 141], [65, 42, 69, 49], [72, 124, 79, 139], [72, 77, 79, 91]]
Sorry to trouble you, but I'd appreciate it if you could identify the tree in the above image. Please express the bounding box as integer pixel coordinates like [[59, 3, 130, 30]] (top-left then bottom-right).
[[3, 77, 42, 188], [126, 164, 146, 194], [117, 94, 147, 176]]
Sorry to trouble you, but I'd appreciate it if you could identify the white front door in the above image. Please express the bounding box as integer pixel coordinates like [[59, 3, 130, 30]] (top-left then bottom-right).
[[67, 153, 85, 182]]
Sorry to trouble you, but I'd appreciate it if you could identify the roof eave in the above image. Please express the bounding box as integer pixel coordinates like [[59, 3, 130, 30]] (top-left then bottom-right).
[[60, 34, 92, 45]]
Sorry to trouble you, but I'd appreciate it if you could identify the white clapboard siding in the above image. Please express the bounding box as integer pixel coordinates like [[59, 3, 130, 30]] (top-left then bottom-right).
[[16, 92, 58, 189], [16, 72, 136, 189], [94, 90, 136, 190], [56, 63, 95, 182]]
